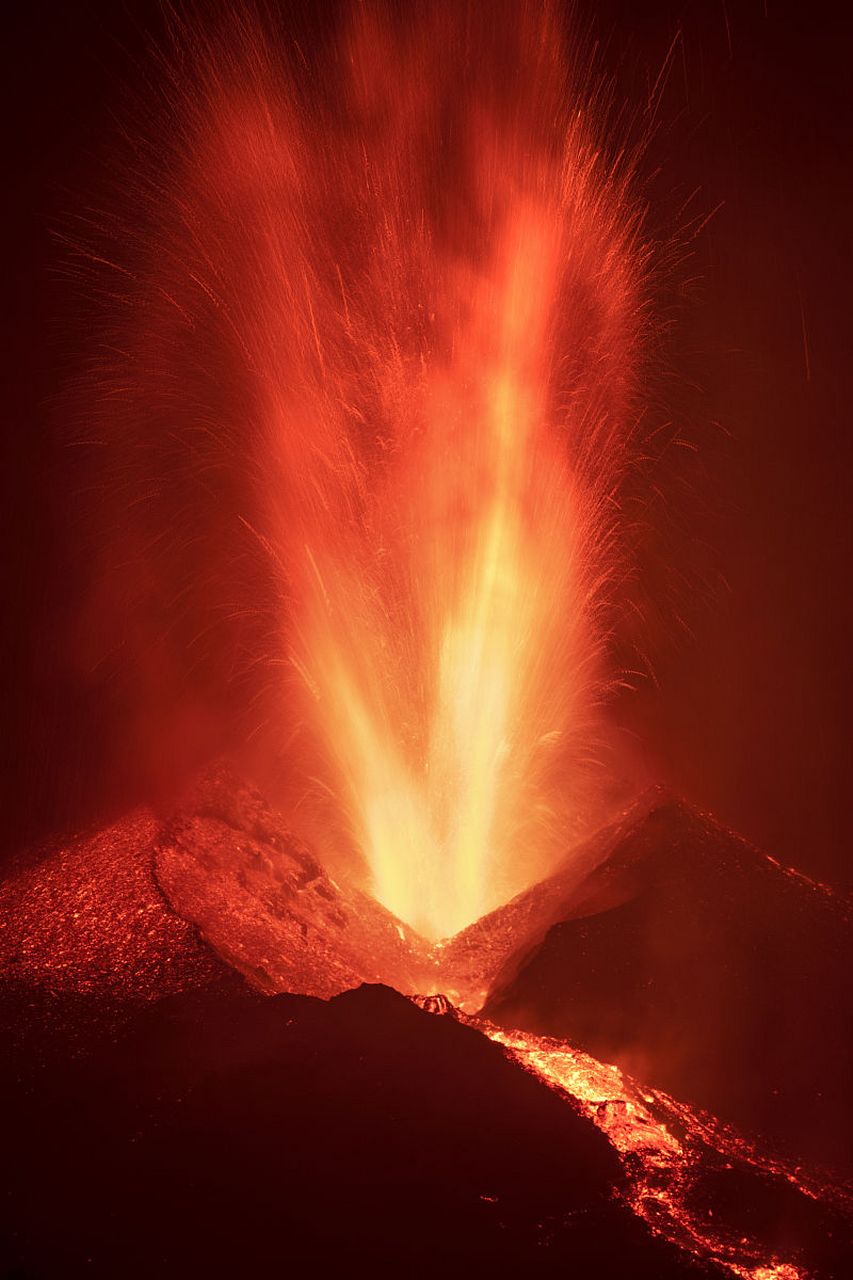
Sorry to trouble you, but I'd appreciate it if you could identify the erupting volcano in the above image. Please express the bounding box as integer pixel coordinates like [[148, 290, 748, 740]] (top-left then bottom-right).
[[71, 0, 652, 941], [3, 2, 851, 1278]]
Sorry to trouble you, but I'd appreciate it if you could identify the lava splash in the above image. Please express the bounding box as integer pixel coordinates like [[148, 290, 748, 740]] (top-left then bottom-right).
[[77, 1, 651, 939]]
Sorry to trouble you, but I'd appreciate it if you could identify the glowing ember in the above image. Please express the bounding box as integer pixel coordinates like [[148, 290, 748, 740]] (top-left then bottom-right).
[[80, 3, 649, 940]]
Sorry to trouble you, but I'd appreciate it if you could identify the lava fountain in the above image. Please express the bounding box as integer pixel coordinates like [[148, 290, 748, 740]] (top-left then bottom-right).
[[77, 2, 652, 940]]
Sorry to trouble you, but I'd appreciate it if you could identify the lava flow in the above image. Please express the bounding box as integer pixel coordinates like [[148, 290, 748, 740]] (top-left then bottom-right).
[[79, 1, 650, 941], [416, 996, 846, 1280]]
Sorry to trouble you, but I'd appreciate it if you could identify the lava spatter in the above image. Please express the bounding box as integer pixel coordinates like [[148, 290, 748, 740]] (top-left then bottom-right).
[[75, 1, 652, 941]]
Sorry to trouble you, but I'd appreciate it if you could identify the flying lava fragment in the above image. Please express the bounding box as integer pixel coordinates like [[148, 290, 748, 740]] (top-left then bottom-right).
[[75, 0, 650, 939]]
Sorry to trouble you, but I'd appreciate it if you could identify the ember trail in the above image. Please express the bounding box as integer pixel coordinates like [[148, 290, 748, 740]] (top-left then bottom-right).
[[86, 2, 648, 940]]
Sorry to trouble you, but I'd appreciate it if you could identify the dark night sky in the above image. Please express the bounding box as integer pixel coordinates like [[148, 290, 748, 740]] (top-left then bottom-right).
[[2, 1, 852, 888]]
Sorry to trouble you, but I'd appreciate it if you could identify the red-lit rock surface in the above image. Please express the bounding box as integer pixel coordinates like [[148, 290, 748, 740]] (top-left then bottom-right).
[[156, 765, 436, 997], [0, 765, 436, 1003], [0, 810, 221, 1000], [435, 787, 667, 1007]]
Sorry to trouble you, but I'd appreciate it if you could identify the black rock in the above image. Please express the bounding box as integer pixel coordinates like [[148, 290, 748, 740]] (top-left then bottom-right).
[[483, 797, 853, 1174], [0, 980, 705, 1278]]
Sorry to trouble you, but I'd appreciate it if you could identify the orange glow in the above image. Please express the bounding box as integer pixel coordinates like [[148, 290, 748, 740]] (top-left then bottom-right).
[[252, 5, 647, 938], [458, 1014, 834, 1280], [94, 4, 648, 938], [294, 206, 606, 937]]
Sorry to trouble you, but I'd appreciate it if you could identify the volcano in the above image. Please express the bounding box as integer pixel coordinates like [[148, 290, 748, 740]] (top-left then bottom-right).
[[2, 768, 851, 1278], [4, 4, 851, 1277]]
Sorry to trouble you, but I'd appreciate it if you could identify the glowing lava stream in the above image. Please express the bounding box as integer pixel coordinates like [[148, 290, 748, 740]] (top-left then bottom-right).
[[414, 998, 826, 1279], [484, 1024, 802, 1280]]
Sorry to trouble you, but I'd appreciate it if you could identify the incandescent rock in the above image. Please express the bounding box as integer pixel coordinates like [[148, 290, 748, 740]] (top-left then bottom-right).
[[0, 809, 223, 1000], [155, 763, 437, 997]]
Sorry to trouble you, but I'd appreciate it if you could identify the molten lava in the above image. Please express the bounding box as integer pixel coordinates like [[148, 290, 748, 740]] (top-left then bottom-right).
[[298, 200, 626, 939], [273, 9, 648, 940], [81, 2, 649, 940], [417, 997, 846, 1280]]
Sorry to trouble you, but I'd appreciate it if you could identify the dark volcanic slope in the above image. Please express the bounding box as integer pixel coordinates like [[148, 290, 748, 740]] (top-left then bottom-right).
[[483, 798, 853, 1173], [0, 982, 706, 1279], [437, 787, 664, 1006]]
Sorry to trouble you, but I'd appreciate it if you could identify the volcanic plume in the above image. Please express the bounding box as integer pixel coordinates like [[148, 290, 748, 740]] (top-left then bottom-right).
[[70, 0, 656, 940]]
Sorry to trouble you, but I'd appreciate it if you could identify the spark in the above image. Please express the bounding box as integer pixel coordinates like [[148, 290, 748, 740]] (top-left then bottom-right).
[[74, 2, 655, 938]]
